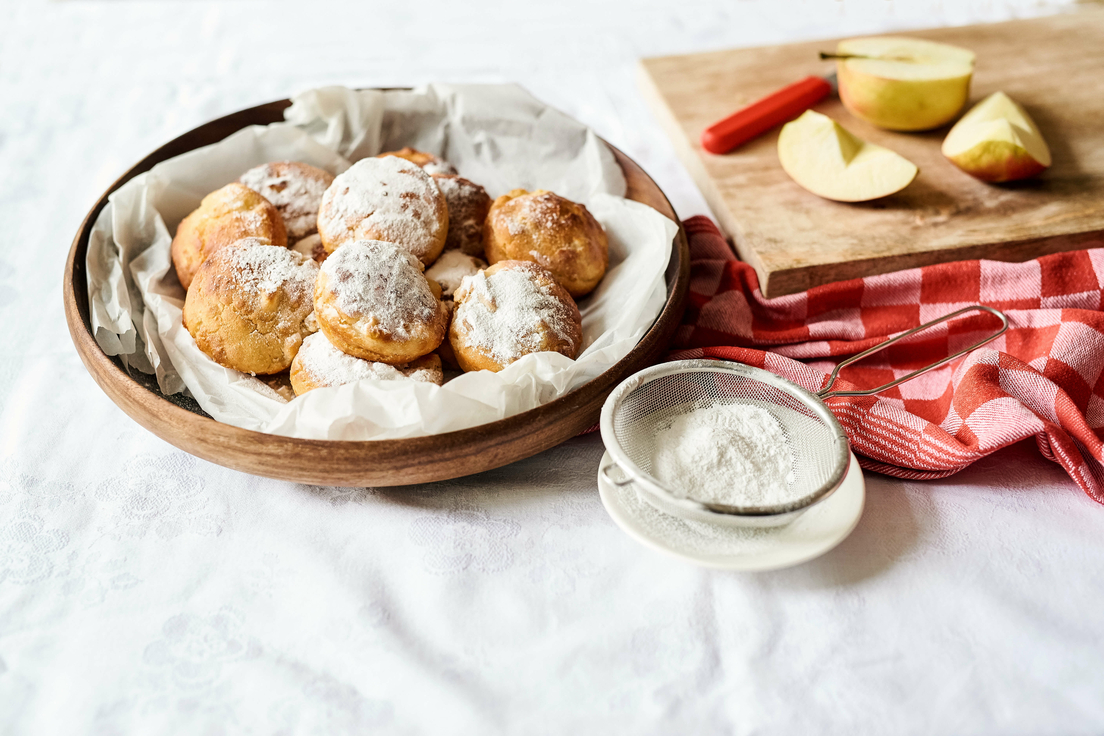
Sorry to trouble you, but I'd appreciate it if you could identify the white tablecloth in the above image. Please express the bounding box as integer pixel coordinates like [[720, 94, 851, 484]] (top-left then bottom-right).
[[3, 1, 1103, 733]]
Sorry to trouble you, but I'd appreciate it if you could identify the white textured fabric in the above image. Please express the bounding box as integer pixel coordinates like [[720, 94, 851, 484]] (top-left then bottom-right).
[[3, 1, 1103, 734]]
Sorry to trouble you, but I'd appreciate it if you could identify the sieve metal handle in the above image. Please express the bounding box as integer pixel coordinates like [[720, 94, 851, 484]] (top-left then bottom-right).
[[599, 460, 635, 488], [817, 305, 1008, 399]]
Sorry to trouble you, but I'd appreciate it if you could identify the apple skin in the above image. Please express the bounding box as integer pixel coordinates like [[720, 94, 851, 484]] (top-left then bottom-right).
[[945, 140, 1047, 183], [838, 64, 972, 131], [942, 92, 1050, 183]]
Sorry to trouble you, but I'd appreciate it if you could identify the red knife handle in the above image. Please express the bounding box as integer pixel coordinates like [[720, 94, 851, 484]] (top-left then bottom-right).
[[700, 75, 832, 154]]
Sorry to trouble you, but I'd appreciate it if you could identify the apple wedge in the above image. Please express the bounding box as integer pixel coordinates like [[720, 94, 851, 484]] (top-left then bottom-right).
[[942, 91, 1051, 182], [778, 110, 918, 202], [836, 36, 975, 131]]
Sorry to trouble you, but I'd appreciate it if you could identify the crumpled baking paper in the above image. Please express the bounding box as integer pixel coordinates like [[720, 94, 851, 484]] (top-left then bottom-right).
[[86, 84, 677, 440]]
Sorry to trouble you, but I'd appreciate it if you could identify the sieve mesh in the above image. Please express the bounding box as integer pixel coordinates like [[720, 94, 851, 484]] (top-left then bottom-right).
[[604, 361, 850, 514]]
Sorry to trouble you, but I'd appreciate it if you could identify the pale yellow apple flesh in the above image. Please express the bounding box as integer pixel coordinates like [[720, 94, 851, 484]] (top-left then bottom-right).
[[778, 110, 918, 202], [942, 91, 1051, 182], [836, 36, 975, 131]]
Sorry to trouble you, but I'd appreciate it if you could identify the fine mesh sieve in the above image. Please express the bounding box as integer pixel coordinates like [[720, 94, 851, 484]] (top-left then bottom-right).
[[599, 305, 1009, 528]]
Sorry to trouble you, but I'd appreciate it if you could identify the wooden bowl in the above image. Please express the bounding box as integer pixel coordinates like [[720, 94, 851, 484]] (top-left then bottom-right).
[[63, 95, 690, 486]]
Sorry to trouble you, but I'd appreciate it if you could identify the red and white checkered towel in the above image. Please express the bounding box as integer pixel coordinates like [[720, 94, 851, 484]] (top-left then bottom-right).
[[669, 216, 1104, 504]]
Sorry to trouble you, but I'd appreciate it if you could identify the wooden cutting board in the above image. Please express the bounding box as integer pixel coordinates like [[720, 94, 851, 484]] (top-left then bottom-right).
[[638, 10, 1104, 297]]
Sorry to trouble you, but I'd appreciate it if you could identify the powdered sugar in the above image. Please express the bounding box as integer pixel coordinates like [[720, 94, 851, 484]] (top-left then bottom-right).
[[503, 191, 568, 236], [377, 147, 458, 176], [506, 217, 525, 236], [319, 239, 439, 339], [240, 162, 333, 240], [318, 157, 445, 260], [400, 361, 443, 384], [527, 249, 553, 269], [613, 479, 781, 555], [422, 159, 457, 176], [226, 239, 318, 299], [296, 332, 441, 387], [452, 265, 577, 365], [291, 233, 326, 263], [425, 249, 486, 298], [433, 174, 491, 256], [231, 208, 268, 233], [651, 403, 797, 507]]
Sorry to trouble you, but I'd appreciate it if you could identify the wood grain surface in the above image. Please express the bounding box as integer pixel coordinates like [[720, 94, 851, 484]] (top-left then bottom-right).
[[63, 97, 689, 487], [639, 9, 1104, 297]]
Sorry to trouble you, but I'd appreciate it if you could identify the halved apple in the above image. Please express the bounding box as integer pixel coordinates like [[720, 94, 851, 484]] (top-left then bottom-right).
[[942, 91, 1051, 182], [778, 110, 918, 202], [836, 36, 975, 131]]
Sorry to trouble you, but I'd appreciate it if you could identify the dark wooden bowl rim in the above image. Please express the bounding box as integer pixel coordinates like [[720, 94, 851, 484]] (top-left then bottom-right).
[[63, 92, 690, 487]]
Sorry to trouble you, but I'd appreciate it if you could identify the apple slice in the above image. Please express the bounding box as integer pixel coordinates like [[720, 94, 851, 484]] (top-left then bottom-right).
[[836, 36, 975, 131], [942, 91, 1051, 182], [778, 110, 918, 202]]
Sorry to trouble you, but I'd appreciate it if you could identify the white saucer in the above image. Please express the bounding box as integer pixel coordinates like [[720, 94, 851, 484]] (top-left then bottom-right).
[[597, 451, 865, 571]]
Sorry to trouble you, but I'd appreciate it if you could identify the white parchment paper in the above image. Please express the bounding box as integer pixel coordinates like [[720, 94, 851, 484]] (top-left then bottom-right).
[[86, 84, 677, 440]]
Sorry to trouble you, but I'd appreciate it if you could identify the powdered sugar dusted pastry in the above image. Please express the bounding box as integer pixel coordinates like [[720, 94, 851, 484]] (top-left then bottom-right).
[[425, 249, 487, 299], [291, 233, 327, 264], [182, 239, 319, 375], [317, 157, 448, 265], [449, 260, 582, 373], [484, 189, 608, 298], [431, 174, 492, 256], [378, 146, 458, 176], [290, 332, 443, 395], [435, 300, 461, 370], [314, 240, 448, 364], [239, 161, 334, 241], [171, 183, 288, 290], [261, 372, 296, 402]]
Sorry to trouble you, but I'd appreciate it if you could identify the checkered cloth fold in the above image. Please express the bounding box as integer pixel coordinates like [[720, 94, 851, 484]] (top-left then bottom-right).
[[669, 216, 1104, 504]]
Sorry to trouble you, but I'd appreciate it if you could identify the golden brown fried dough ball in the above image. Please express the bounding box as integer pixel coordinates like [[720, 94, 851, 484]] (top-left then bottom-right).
[[434, 300, 461, 371], [289, 332, 444, 396], [261, 372, 296, 402], [171, 183, 288, 290], [182, 239, 318, 375], [316, 157, 448, 266], [431, 174, 492, 256], [313, 239, 448, 365], [483, 189, 608, 298], [291, 233, 327, 264], [448, 260, 582, 373], [425, 249, 487, 300], [425, 277, 444, 301], [239, 161, 334, 242], [377, 146, 458, 175]]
